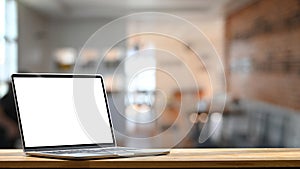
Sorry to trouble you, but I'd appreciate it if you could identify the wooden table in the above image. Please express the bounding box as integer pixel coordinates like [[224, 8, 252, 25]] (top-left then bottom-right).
[[1, 148, 300, 168]]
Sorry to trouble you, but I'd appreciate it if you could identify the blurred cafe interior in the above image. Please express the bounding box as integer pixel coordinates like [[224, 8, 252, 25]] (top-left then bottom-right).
[[0, 0, 300, 149]]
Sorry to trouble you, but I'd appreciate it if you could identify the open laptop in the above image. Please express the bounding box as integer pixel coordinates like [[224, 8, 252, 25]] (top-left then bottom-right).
[[11, 73, 169, 160]]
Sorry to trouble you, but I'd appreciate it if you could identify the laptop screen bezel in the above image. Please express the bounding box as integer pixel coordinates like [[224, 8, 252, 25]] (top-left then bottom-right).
[[11, 73, 116, 152]]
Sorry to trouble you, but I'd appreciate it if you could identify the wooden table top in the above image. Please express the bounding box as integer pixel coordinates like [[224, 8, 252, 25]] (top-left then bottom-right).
[[1, 148, 300, 168]]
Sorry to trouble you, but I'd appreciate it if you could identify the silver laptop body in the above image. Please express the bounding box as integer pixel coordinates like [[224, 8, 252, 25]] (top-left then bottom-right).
[[11, 73, 169, 160]]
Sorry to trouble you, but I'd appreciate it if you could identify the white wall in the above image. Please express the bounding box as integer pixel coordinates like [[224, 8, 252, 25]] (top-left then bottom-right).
[[18, 2, 115, 73], [47, 18, 115, 72], [19, 2, 224, 95], [18, 2, 50, 72]]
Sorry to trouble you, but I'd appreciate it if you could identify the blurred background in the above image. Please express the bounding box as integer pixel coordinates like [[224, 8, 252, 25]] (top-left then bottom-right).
[[0, 0, 300, 149]]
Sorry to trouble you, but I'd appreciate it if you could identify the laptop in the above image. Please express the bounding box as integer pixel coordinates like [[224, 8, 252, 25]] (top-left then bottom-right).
[[11, 73, 169, 160]]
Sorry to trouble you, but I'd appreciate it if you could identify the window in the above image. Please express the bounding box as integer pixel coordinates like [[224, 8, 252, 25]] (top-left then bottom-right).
[[0, 0, 18, 82]]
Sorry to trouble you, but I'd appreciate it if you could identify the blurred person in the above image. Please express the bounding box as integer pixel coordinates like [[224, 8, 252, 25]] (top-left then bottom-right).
[[0, 81, 20, 148]]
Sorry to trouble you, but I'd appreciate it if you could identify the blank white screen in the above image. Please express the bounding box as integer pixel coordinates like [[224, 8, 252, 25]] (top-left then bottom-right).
[[13, 77, 114, 147]]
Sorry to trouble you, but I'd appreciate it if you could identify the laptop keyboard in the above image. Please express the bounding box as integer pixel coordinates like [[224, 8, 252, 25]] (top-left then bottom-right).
[[42, 147, 138, 155]]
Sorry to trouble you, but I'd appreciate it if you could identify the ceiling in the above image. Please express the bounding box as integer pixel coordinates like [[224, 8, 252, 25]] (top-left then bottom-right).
[[19, 0, 254, 20]]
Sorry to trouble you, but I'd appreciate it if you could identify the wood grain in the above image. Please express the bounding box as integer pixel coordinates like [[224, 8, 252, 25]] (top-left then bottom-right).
[[1, 149, 300, 168]]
